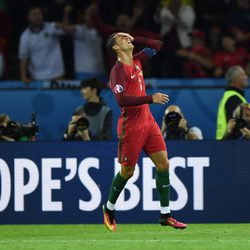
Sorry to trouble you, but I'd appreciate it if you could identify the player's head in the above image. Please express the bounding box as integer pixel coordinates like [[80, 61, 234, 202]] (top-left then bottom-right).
[[106, 33, 118, 55], [106, 33, 134, 56], [225, 65, 248, 89]]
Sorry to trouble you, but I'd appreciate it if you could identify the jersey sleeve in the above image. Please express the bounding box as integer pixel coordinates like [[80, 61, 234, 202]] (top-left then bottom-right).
[[110, 65, 152, 107], [133, 36, 163, 62]]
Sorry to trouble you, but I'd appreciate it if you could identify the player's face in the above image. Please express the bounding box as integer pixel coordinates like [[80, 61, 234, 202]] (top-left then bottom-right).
[[115, 34, 134, 51]]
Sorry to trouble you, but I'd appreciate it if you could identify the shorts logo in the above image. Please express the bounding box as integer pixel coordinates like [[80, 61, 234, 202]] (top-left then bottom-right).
[[114, 84, 123, 93]]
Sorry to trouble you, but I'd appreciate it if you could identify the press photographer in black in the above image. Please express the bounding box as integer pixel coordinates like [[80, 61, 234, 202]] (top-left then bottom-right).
[[64, 110, 91, 141], [223, 103, 250, 140], [0, 113, 38, 141], [161, 105, 203, 140], [64, 78, 112, 141]]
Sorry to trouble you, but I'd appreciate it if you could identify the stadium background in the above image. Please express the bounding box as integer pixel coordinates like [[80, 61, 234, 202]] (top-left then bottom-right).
[[0, 0, 250, 227]]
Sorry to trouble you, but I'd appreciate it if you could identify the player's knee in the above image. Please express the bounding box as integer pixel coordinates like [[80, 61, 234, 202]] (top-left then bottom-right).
[[156, 158, 169, 171], [120, 166, 135, 179]]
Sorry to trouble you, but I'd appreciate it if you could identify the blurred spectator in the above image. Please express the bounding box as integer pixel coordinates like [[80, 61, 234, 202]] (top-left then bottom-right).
[[155, 0, 196, 77], [207, 25, 223, 54], [87, 3, 161, 74], [61, 5, 106, 80], [195, 0, 228, 31], [19, 4, 65, 84], [0, 0, 11, 79], [131, 0, 160, 32], [89, 3, 160, 40], [176, 29, 213, 78], [227, 0, 250, 48], [216, 65, 248, 139], [223, 103, 250, 139], [156, 0, 195, 48], [213, 32, 250, 77], [73, 78, 113, 141], [161, 105, 203, 140]]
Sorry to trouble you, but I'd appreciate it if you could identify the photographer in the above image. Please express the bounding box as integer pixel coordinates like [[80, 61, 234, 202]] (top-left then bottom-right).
[[64, 110, 91, 141], [0, 114, 14, 141], [66, 77, 112, 141], [223, 103, 250, 140], [0, 113, 38, 141], [161, 105, 203, 140]]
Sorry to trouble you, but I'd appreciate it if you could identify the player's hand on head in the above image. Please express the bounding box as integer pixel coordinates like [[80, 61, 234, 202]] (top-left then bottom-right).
[[117, 32, 134, 41], [152, 93, 169, 104]]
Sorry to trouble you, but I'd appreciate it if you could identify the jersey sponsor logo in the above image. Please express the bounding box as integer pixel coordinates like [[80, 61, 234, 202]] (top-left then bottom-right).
[[114, 84, 124, 93]]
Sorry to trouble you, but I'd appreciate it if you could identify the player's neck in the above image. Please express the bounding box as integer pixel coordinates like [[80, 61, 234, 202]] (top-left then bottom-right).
[[117, 51, 133, 66]]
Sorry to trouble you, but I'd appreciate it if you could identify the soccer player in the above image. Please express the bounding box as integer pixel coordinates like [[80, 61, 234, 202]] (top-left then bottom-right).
[[103, 32, 187, 232]]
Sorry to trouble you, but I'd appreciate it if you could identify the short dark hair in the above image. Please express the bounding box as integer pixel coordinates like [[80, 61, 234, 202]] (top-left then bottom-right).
[[80, 78, 103, 96], [106, 33, 118, 55]]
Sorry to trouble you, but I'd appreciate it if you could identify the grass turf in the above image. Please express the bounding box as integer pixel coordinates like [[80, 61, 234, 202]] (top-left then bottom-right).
[[0, 224, 249, 250]]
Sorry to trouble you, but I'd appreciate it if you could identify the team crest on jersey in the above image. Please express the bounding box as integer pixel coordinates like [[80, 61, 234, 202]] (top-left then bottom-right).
[[114, 84, 123, 93]]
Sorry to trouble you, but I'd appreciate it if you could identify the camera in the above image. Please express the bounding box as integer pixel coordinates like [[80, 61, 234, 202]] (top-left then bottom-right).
[[74, 117, 89, 132], [233, 104, 248, 130], [164, 111, 186, 140], [64, 116, 89, 141], [235, 118, 247, 129], [0, 113, 38, 141], [164, 111, 182, 129]]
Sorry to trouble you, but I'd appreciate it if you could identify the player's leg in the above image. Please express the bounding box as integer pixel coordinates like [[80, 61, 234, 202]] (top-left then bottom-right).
[[149, 150, 170, 213], [103, 164, 135, 232], [106, 164, 135, 210], [149, 150, 187, 229], [103, 131, 145, 232], [144, 122, 187, 229]]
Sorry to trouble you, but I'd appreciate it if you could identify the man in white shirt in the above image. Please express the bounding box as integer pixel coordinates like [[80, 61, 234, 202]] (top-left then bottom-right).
[[62, 6, 106, 80], [19, 5, 65, 84]]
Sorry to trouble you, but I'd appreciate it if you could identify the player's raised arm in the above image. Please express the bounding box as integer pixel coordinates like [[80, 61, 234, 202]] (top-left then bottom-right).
[[133, 36, 163, 61]]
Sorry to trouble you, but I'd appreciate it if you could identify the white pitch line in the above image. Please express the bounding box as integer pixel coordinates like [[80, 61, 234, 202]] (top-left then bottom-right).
[[0, 239, 249, 243]]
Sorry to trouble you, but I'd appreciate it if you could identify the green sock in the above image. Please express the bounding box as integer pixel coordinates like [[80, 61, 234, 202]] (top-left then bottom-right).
[[108, 172, 128, 204], [156, 170, 170, 207]]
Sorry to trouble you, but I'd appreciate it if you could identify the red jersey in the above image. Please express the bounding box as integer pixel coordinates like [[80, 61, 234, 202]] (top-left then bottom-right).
[[184, 44, 212, 78], [109, 37, 162, 136], [214, 47, 249, 71]]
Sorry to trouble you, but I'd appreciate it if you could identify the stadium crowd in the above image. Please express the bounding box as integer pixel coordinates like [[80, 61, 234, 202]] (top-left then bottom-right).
[[0, 0, 249, 80]]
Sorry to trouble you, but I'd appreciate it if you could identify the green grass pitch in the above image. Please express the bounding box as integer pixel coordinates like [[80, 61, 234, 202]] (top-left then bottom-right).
[[0, 224, 249, 250]]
